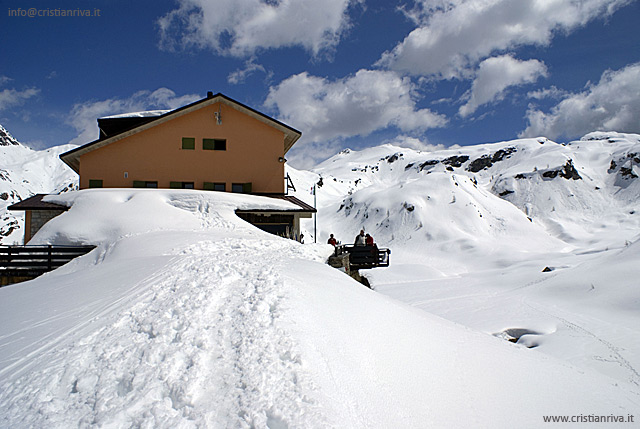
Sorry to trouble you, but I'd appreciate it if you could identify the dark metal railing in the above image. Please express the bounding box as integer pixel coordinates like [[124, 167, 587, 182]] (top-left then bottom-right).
[[334, 244, 390, 269], [0, 245, 96, 278]]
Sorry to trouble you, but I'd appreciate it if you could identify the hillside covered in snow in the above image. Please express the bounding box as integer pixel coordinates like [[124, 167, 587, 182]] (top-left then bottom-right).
[[0, 124, 77, 243], [1, 131, 639, 426], [286, 131, 640, 390]]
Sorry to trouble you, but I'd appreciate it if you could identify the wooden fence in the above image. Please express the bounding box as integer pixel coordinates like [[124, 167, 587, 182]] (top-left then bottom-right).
[[0, 245, 96, 279]]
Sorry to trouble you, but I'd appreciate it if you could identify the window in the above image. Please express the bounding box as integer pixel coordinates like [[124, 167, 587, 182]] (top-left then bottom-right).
[[204, 182, 226, 191], [182, 137, 195, 150], [133, 181, 158, 188], [232, 182, 252, 193], [171, 181, 195, 189], [88, 179, 103, 188], [203, 138, 226, 151]]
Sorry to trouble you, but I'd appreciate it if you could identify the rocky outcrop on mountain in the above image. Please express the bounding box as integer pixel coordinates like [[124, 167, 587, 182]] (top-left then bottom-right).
[[0, 124, 20, 146]]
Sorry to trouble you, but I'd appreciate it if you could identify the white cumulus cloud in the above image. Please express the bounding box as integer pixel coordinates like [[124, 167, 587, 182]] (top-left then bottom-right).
[[459, 55, 547, 117], [264, 69, 448, 144], [384, 134, 453, 152], [68, 88, 200, 145], [158, 0, 359, 58], [0, 84, 39, 112], [378, 0, 631, 79], [521, 62, 640, 139]]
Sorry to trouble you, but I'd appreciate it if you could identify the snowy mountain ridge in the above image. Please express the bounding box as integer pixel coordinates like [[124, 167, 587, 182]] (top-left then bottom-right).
[[289, 131, 640, 256], [0, 124, 77, 243]]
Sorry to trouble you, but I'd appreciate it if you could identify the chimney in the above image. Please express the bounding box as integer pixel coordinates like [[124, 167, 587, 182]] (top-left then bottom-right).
[[207, 91, 213, 98]]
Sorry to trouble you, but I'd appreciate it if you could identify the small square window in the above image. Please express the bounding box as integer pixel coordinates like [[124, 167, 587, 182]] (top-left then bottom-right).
[[182, 137, 195, 150], [232, 183, 252, 193], [170, 181, 194, 189], [203, 138, 226, 150], [88, 179, 103, 188], [204, 182, 226, 191], [134, 181, 157, 188]]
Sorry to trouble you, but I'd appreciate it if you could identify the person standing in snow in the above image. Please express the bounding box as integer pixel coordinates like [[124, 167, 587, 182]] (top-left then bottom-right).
[[354, 230, 366, 246], [328, 234, 337, 246], [365, 233, 374, 246]]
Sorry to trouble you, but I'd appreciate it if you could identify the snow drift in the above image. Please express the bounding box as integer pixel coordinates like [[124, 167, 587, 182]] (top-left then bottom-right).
[[1, 189, 637, 427]]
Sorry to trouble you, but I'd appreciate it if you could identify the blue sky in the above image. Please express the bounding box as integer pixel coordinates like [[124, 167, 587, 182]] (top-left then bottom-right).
[[1, 0, 639, 167]]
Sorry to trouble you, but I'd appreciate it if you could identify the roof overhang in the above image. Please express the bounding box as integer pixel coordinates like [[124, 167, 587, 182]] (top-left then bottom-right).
[[235, 195, 315, 217], [59, 93, 302, 174], [7, 194, 68, 211]]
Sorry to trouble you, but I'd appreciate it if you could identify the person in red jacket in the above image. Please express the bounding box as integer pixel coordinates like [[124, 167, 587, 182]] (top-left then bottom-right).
[[365, 233, 374, 246], [327, 233, 337, 246]]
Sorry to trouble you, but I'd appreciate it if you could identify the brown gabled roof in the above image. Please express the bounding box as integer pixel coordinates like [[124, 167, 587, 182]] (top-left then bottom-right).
[[59, 92, 302, 173], [7, 194, 68, 211]]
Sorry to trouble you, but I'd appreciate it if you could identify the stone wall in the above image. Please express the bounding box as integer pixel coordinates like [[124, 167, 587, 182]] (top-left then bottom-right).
[[29, 210, 65, 243]]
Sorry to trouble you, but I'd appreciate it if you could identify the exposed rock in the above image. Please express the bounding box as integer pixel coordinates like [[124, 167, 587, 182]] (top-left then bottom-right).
[[492, 147, 517, 162], [418, 159, 438, 171], [385, 153, 402, 163], [559, 159, 582, 180], [542, 160, 582, 180], [0, 124, 20, 146], [442, 155, 469, 168], [467, 155, 493, 173], [620, 167, 638, 179], [467, 147, 516, 173]]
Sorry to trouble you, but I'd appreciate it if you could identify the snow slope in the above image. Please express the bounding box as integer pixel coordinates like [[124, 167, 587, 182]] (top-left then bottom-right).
[[285, 132, 640, 390], [0, 124, 77, 243], [0, 189, 637, 427]]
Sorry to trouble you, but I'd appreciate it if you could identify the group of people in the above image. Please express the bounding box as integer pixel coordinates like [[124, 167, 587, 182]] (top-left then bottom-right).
[[327, 230, 375, 247]]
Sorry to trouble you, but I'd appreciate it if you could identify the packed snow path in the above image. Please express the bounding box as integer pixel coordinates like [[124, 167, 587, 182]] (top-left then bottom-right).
[[1, 236, 330, 427]]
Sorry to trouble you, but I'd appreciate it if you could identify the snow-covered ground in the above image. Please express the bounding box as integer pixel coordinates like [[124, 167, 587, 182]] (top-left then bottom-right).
[[1, 132, 640, 427], [286, 132, 640, 393]]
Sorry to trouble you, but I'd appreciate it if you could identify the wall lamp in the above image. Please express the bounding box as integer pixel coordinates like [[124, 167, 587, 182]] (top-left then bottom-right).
[[278, 157, 287, 163]]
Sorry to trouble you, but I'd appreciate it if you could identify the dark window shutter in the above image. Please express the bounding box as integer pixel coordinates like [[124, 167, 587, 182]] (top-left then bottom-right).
[[182, 137, 195, 150]]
